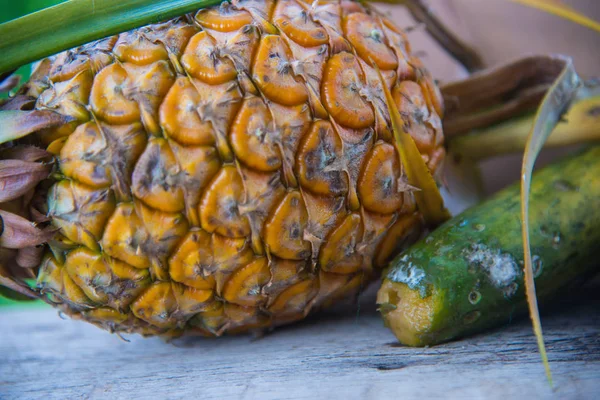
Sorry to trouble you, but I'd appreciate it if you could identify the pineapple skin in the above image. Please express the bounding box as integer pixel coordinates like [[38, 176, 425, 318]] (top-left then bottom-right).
[[27, 0, 445, 337]]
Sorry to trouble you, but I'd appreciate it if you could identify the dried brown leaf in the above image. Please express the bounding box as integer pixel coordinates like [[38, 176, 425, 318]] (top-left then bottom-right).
[[0, 74, 20, 93], [441, 56, 569, 137], [0, 95, 36, 111], [29, 205, 51, 224], [0, 210, 55, 249], [0, 145, 51, 162], [0, 259, 39, 300], [0, 275, 39, 299], [0, 284, 37, 301], [0, 109, 74, 145], [0, 159, 52, 203], [16, 246, 44, 268]]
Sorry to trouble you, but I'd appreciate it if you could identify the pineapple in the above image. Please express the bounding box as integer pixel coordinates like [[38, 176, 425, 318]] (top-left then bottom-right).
[[0, 0, 444, 337]]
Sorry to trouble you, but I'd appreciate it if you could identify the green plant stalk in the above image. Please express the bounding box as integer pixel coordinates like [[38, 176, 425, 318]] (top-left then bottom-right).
[[377, 146, 600, 347], [450, 94, 600, 161], [0, 0, 221, 74], [449, 95, 600, 161]]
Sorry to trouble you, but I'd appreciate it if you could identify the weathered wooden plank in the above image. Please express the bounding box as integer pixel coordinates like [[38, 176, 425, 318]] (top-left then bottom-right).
[[1, 284, 599, 400]]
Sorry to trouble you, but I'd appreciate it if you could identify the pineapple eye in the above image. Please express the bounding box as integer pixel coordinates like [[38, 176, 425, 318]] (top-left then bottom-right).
[[343, 12, 398, 71], [289, 223, 301, 239], [253, 128, 265, 139], [370, 29, 383, 43]]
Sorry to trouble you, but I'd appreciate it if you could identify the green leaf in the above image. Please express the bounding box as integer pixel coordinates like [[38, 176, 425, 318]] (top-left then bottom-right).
[[0, 0, 222, 75], [519, 55, 580, 387], [0, 0, 66, 24]]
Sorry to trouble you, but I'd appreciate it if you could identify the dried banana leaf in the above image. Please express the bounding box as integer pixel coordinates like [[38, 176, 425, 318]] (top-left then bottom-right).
[[442, 55, 569, 138]]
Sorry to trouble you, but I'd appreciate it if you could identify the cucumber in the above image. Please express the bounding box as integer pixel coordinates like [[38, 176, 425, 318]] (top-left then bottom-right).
[[377, 146, 600, 346]]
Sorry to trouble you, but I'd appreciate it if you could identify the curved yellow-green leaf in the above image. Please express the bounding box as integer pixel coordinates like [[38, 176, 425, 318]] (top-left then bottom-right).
[[449, 93, 600, 161], [374, 64, 450, 227], [520, 55, 580, 387], [509, 0, 600, 33]]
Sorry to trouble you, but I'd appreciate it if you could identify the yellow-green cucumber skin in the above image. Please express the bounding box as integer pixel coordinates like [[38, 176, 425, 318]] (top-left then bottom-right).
[[382, 146, 600, 346]]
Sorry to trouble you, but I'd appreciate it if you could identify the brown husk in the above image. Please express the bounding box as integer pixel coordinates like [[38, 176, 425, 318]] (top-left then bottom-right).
[[0, 109, 74, 145], [442, 55, 568, 137], [0, 159, 52, 203], [0, 95, 36, 111], [0, 210, 55, 249], [0, 145, 50, 162], [16, 246, 45, 268]]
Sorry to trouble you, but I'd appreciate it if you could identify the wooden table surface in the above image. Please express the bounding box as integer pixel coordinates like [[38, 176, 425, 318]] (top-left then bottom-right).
[[1, 283, 599, 400]]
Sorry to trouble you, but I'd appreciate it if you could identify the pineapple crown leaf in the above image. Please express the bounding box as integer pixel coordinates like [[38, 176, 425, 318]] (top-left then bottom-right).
[[0, 0, 222, 75]]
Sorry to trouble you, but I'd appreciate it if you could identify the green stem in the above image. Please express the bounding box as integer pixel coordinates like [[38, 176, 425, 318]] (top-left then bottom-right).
[[0, 0, 221, 74]]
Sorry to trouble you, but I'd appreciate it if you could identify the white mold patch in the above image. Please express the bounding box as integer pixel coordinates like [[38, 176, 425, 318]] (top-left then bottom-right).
[[387, 254, 427, 296], [464, 243, 521, 297]]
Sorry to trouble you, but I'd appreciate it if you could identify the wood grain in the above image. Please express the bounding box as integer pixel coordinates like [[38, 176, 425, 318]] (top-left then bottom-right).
[[1, 284, 599, 400]]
